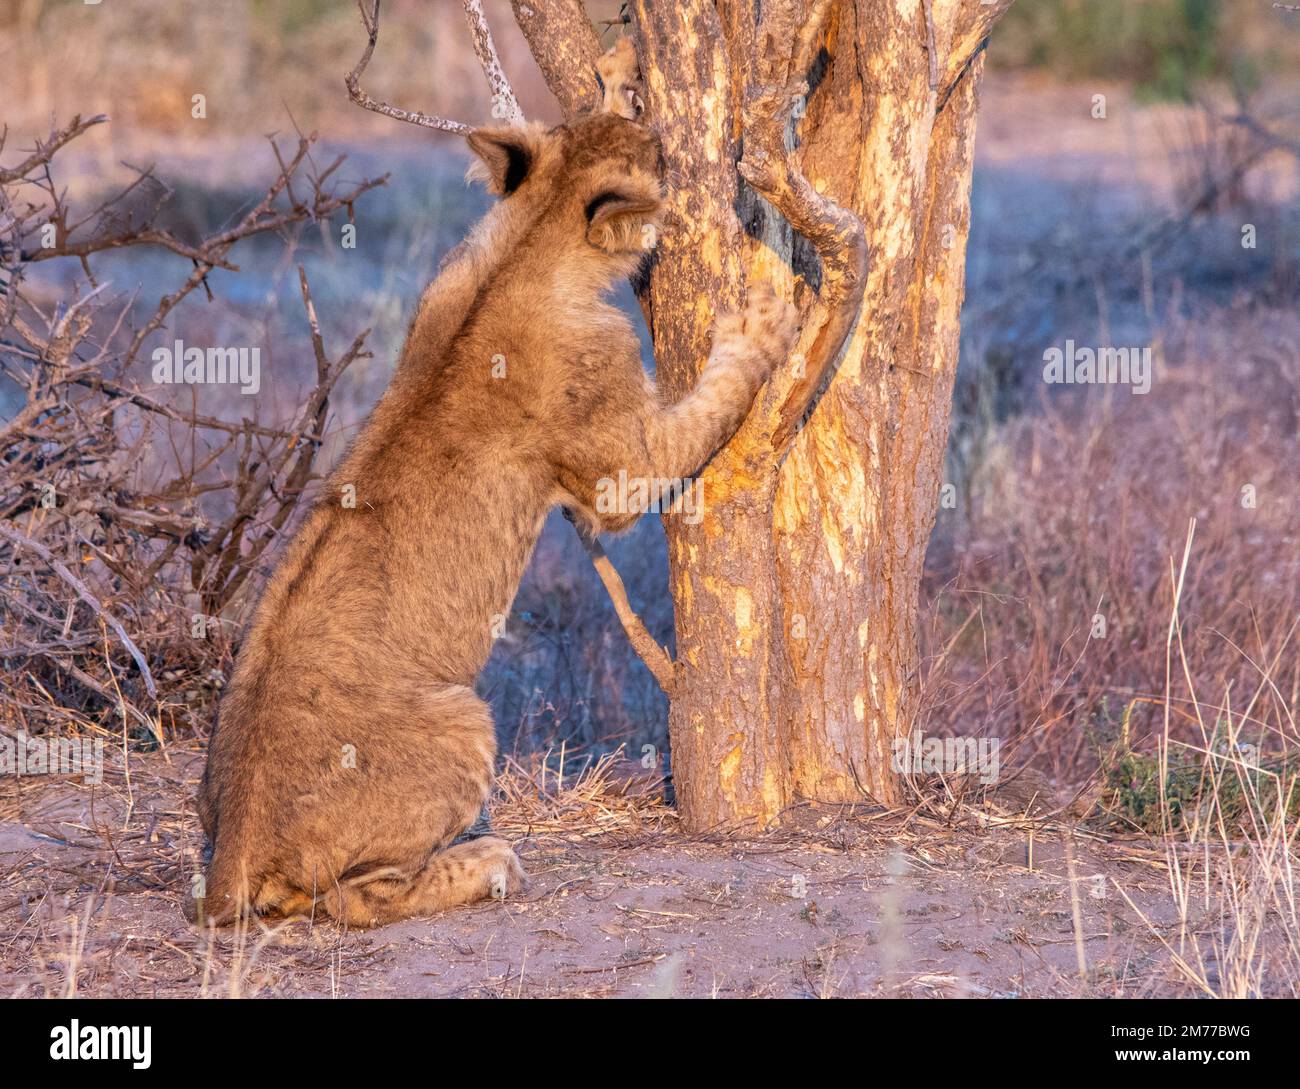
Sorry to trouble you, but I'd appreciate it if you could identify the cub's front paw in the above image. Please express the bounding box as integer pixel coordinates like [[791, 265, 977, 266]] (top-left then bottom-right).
[[743, 283, 800, 360], [713, 284, 800, 380]]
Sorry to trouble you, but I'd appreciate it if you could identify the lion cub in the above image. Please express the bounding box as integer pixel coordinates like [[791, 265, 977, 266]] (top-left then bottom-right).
[[193, 83, 799, 928]]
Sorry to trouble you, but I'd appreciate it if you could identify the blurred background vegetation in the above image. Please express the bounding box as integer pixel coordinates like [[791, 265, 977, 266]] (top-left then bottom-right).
[[996, 0, 1263, 101], [2, 1, 1296, 141]]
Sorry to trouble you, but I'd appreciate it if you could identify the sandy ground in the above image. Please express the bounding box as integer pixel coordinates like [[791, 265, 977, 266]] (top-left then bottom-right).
[[0, 743, 1205, 998]]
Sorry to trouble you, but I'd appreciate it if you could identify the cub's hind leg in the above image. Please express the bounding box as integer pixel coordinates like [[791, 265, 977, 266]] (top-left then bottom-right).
[[301, 684, 527, 928]]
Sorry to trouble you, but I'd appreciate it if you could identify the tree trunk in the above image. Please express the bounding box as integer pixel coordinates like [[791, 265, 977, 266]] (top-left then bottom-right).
[[514, 0, 1013, 831]]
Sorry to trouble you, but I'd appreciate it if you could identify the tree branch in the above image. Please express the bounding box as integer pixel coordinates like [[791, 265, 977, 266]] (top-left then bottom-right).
[[509, 0, 604, 118], [940, 0, 1017, 105], [0, 114, 108, 185], [1, 111, 383, 732], [119, 133, 384, 367], [464, 0, 525, 124]]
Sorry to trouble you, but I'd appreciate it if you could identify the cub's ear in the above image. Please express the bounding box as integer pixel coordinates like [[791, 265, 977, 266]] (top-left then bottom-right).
[[585, 178, 663, 254], [466, 123, 552, 196]]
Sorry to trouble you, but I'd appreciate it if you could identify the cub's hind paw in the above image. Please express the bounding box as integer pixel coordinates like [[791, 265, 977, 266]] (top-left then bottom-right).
[[467, 836, 528, 901]]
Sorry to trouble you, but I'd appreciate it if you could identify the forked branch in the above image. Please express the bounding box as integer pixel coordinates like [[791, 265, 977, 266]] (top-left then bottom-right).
[[737, 0, 869, 453], [346, 0, 469, 134], [347, 0, 526, 135], [508, 0, 604, 118]]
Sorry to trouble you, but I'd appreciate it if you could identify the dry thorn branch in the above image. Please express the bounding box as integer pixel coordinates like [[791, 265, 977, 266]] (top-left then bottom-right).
[[0, 522, 158, 701], [0, 114, 108, 186], [347, 0, 528, 135], [1, 112, 380, 729]]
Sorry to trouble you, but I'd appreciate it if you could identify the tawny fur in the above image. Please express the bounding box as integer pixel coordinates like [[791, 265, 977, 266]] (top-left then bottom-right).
[[193, 105, 799, 928]]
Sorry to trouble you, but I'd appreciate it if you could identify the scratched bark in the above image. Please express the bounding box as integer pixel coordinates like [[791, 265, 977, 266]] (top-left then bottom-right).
[[516, 0, 1013, 831]]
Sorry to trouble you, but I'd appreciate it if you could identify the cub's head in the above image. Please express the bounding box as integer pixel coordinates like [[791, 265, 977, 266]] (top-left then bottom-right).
[[467, 113, 663, 272], [467, 35, 664, 279]]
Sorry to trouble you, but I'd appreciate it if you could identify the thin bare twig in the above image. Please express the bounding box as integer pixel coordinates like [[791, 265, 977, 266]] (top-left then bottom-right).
[[565, 513, 675, 693], [1, 111, 381, 729], [0, 115, 108, 186]]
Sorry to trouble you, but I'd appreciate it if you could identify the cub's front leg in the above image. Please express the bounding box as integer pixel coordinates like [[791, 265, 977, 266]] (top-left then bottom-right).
[[564, 285, 800, 533], [656, 284, 800, 477]]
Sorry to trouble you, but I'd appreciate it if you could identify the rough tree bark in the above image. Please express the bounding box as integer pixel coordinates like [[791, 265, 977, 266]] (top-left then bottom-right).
[[512, 0, 1012, 830]]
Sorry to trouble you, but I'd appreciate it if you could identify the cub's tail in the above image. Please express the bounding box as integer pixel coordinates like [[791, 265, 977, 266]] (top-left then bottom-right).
[[185, 828, 261, 926]]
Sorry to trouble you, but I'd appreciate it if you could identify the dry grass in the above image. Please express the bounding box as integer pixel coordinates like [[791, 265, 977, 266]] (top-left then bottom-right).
[[915, 463, 1299, 994], [922, 301, 1299, 780], [493, 747, 677, 840], [1111, 520, 1300, 996]]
